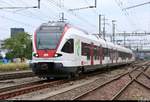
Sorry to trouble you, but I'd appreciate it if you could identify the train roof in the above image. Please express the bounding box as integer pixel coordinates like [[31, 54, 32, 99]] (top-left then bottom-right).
[[38, 21, 133, 54], [68, 27, 133, 54], [41, 21, 68, 27]]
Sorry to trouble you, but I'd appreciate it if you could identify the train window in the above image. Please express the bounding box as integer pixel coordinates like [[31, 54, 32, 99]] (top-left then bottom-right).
[[93, 46, 99, 60], [109, 49, 113, 59], [104, 48, 109, 57], [81, 42, 90, 60], [108, 49, 111, 57], [36, 32, 62, 50], [61, 39, 74, 53], [118, 51, 121, 58], [119, 51, 129, 59], [86, 48, 90, 60], [94, 47, 97, 60], [99, 46, 103, 59], [97, 47, 100, 60], [81, 43, 86, 56]]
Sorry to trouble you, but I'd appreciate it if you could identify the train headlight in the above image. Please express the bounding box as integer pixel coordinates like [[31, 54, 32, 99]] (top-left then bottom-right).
[[54, 53, 62, 57], [54, 54, 58, 57], [33, 53, 39, 57]]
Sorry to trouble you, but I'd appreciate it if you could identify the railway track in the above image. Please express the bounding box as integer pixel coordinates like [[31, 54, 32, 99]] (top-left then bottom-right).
[[0, 79, 69, 100], [40, 61, 150, 100], [0, 80, 45, 93], [0, 70, 35, 81], [0, 61, 148, 100], [72, 62, 150, 100], [0, 68, 113, 100]]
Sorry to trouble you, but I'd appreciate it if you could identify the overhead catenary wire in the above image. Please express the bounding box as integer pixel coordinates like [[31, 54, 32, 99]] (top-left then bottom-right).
[[0, 0, 39, 9], [19, 0, 49, 21], [114, 0, 146, 33], [0, 9, 46, 22], [0, 0, 12, 6], [69, 0, 96, 11], [84, 0, 99, 15], [114, 0, 136, 27], [0, 14, 36, 28], [48, 0, 97, 29], [84, 0, 111, 36], [0, 0, 46, 25], [124, 1, 150, 10], [0, 0, 46, 30]]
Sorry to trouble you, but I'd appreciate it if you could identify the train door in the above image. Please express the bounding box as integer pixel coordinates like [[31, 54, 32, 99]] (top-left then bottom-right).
[[90, 43, 94, 65]]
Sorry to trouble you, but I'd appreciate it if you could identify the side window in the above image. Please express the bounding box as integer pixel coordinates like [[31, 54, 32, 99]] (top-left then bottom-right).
[[81, 42, 90, 60], [104, 48, 109, 57], [61, 39, 74, 53], [94, 46, 99, 60]]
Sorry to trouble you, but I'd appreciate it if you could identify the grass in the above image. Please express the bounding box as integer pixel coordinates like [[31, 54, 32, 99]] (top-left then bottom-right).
[[0, 63, 30, 72]]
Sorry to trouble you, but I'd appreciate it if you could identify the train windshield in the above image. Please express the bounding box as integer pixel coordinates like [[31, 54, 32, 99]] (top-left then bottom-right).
[[36, 31, 62, 50]]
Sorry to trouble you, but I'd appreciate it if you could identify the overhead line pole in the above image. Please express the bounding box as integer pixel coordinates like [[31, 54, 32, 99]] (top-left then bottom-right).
[[112, 20, 116, 43], [103, 16, 106, 40], [59, 12, 67, 22], [95, 0, 97, 8], [38, 0, 40, 9], [124, 31, 126, 47], [99, 14, 101, 37]]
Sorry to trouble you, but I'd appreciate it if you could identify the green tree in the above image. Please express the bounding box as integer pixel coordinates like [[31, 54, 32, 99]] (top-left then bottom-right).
[[3, 32, 32, 61]]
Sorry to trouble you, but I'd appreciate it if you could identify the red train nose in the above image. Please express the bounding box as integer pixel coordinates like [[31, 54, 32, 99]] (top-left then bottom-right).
[[37, 50, 56, 58]]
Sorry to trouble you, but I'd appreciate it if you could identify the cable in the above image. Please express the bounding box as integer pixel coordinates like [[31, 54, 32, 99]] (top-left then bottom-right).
[[114, 0, 136, 27], [0, 0, 12, 6], [0, 0, 47, 22], [0, 9, 46, 22], [84, 0, 99, 15], [0, 14, 36, 28], [124, 1, 150, 10], [48, 0, 97, 29], [40, 1, 60, 20], [19, 0, 48, 21]]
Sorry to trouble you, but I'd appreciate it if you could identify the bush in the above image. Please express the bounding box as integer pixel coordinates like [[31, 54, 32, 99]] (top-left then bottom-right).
[[0, 63, 29, 72]]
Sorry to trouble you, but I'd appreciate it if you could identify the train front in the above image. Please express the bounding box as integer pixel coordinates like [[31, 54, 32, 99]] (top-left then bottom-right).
[[30, 22, 68, 79]]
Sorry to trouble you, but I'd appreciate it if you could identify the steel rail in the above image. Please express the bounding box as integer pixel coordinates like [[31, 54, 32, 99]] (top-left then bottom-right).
[[43, 62, 142, 100], [72, 65, 143, 100], [0, 80, 45, 93], [0, 61, 148, 100], [111, 65, 150, 100], [0, 71, 35, 81], [0, 80, 67, 100], [72, 62, 150, 100]]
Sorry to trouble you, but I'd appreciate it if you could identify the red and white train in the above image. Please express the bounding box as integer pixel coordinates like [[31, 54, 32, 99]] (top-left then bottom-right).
[[30, 21, 135, 79]]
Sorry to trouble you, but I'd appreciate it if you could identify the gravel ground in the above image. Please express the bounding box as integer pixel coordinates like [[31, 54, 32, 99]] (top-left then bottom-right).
[[78, 74, 131, 100], [46, 77, 108, 100], [137, 73, 150, 88], [118, 81, 150, 100], [130, 69, 142, 78], [145, 67, 150, 75], [0, 70, 32, 75], [9, 74, 107, 100], [0, 77, 41, 89], [8, 66, 131, 100]]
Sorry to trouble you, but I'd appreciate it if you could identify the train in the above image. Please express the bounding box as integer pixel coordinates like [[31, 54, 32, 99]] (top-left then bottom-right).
[[30, 21, 135, 79]]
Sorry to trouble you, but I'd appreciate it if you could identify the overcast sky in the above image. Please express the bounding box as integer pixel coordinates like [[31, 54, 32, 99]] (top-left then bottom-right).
[[0, 0, 150, 40]]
